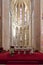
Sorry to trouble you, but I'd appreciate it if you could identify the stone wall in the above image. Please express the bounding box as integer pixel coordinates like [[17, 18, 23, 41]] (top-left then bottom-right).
[[0, 0, 2, 47], [32, 0, 40, 51], [40, 0, 43, 52], [2, 0, 10, 50], [34, 0, 40, 51], [2, 0, 40, 51]]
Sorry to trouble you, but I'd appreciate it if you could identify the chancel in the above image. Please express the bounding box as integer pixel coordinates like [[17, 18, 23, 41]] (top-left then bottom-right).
[[0, 0, 43, 65]]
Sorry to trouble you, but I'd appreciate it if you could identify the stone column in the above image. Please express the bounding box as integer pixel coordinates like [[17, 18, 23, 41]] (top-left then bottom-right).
[[0, 0, 2, 48], [20, 27, 23, 47], [22, 27, 25, 47], [2, 0, 10, 50], [29, 4, 32, 47], [40, 0, 43, 52], [26, 26, 29, 47], [34, 0, 40, 51], [12, 4, 16, 46], [22, 3, 25, 47]]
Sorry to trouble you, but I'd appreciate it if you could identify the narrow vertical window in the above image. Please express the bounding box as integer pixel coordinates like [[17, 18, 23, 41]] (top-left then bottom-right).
[[20, 6, 22, 24]]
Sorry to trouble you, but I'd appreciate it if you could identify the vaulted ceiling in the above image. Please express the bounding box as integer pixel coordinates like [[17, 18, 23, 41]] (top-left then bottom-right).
[[10, 0, 31, 13]]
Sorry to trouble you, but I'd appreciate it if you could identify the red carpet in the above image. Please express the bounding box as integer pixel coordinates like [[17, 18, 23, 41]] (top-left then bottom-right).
[[0, 51, 43, 65], [6, 64, 39, 65]]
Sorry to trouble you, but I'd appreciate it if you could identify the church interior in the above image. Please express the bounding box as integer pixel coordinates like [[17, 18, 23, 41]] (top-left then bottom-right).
[[0, 0, 43, 65]]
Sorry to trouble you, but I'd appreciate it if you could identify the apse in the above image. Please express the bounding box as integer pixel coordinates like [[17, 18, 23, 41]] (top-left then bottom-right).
[[9, 0, 32, 49]]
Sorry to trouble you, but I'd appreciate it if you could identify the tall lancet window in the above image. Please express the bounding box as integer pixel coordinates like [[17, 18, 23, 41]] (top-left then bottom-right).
[[20, 5, 22, 24], [25, 10, 27, 23]]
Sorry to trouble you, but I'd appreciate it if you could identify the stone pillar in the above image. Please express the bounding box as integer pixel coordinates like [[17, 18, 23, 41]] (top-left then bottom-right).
[[20, 28, 22, 47], [26, 26, 29, 47], [26, 11, 29, 47], [22, 4, 25, 47], [40, 0, 43, 52], [11, 4, 17, 46], [34, 0, 40, 51], [0, 0, 2, 48], [29, 5, 32, 47], [2, 0, 10, 50]]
